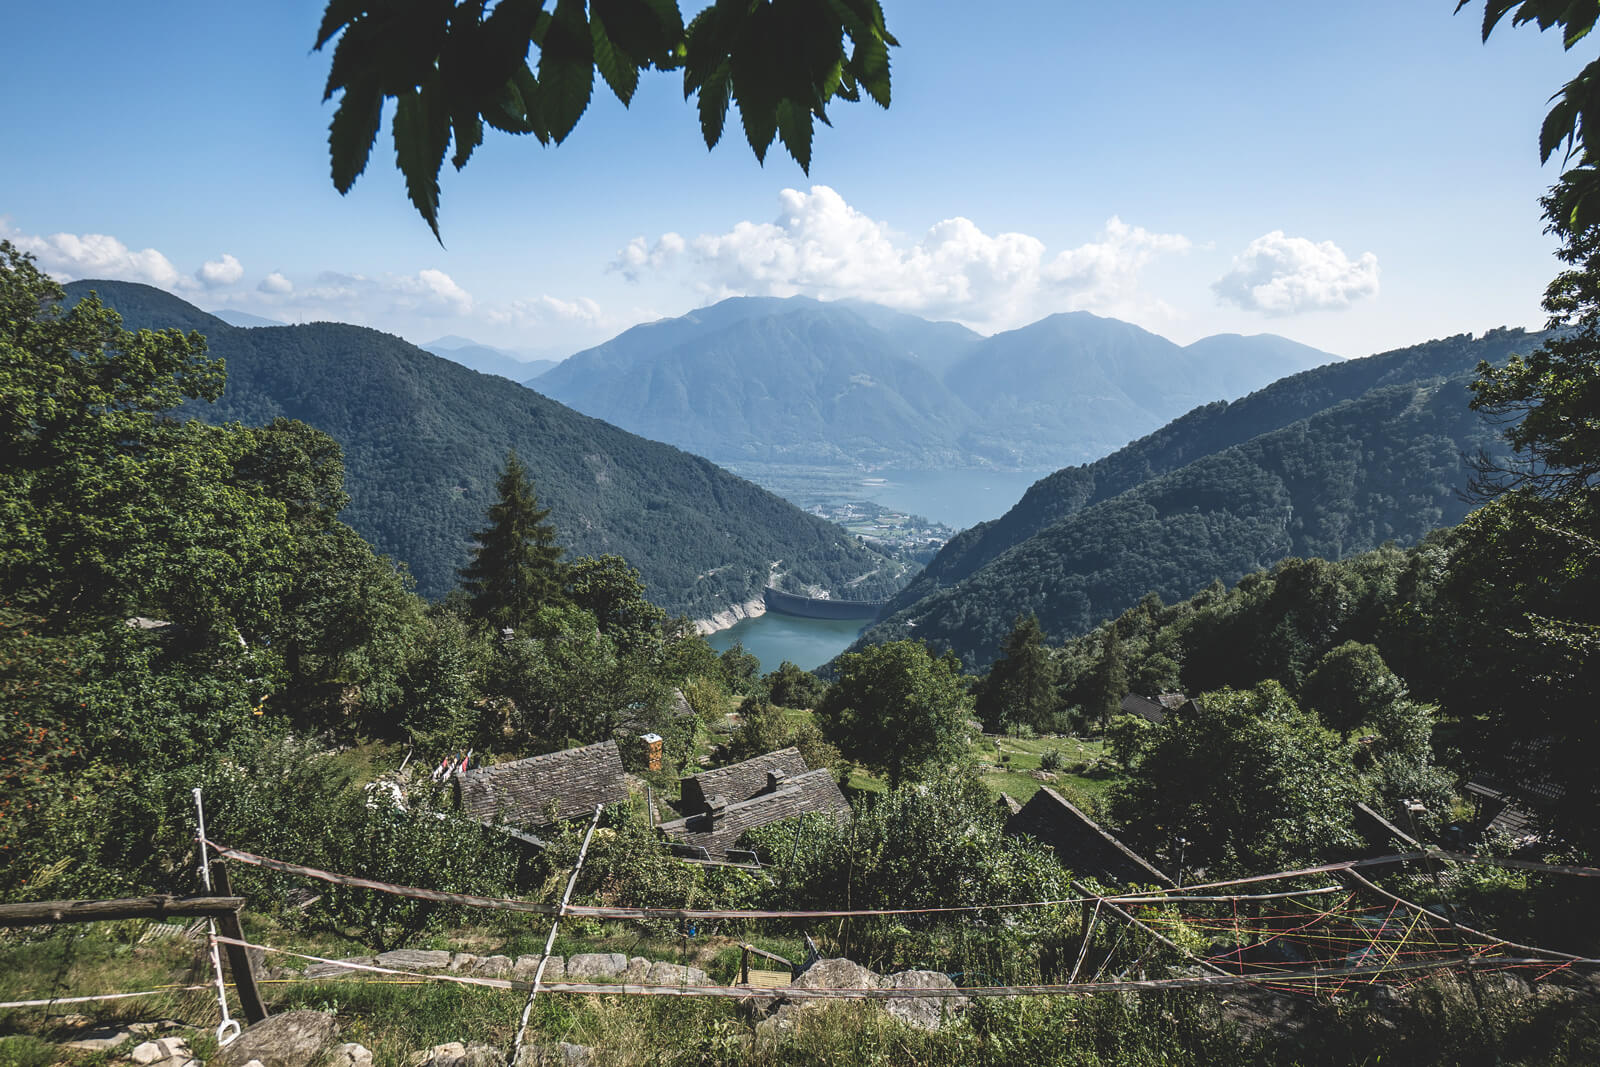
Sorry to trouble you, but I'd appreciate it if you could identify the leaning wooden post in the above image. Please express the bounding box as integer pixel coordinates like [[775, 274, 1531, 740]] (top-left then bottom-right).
[[212, 862, 270, 1025]]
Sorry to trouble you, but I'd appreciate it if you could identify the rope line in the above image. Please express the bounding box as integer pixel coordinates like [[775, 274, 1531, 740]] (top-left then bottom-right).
[[0, 985, 212, 1010]]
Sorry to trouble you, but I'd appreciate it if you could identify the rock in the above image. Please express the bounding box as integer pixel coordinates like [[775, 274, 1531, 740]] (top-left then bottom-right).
[[408, 1042, 504, 1067], [514, 1043, 592, 1066], [792, 958, 881, 992], [512, 955, 564, 982], [564, 953, 627, 980], [332, 1043, 374, 1067], [448, 953, 479, 973], [472, 955, 513, 978], [129, 1038, 195, 1067], [132, 1042, 167, 1065], [646, 961, 709, 986], [61, 1026, 133, 1051], [216, 1010, 339, 1067], [376, 949, 452, 971], [304, 957, 374, 979], [622, 957, 650, 983], [882, 970, 967, 1031]]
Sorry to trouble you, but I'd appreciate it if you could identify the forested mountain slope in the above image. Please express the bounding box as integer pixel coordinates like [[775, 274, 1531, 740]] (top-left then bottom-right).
[[857, 370, 1516, 668], [67, 281, 907, 618], [889, 328, 1542, 615], [538, 301, 981, 466], [538, 297, 1334, 471]]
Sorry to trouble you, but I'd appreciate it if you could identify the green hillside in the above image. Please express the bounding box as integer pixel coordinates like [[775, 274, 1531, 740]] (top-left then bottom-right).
[[65, 280, 908, 618], [857, 369, 1515, 668], [885, 328, 1541, 622]]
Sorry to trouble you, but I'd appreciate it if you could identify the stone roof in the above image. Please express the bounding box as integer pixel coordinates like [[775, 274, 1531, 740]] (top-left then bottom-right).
[[670, 688, 696, 719], [1004, 787, 1174, 887], [659, 768, 850, 860], [680, 747, 809, 813], [1119, 694, 1168, 725], [456, 740, 626, 829]]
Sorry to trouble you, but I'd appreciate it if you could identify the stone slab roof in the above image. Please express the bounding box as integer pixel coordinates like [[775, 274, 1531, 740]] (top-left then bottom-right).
[[456, 740, 626, 828], [1004, 787, 1174, 888], [681, 747, 809, 813], [659, 768, 849, 859], [1119, 694, 1168, 725]]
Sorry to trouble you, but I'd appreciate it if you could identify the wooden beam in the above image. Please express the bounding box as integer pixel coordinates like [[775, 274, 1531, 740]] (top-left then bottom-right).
[[0, 895, 245, 928], [213, 863, 270, 1025]]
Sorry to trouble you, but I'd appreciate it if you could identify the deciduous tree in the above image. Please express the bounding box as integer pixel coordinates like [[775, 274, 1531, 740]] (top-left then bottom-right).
[[818, 640, 971, 787]]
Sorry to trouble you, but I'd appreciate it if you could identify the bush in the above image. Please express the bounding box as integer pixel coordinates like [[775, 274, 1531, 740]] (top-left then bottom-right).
[[1039, 748, 1064, 772]]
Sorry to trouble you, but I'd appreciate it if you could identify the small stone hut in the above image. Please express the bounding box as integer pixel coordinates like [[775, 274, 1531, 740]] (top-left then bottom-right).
[[456, 740, 627, 830], [1004, 786, 1174, 887], [659, 749, 849, 861]]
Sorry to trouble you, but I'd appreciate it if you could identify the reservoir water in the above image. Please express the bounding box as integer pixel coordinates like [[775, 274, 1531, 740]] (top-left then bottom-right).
[[705, 613, 867, 673], [703, 468, 1053, 672]]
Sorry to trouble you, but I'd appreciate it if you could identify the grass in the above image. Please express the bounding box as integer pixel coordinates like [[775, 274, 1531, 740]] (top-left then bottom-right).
[[973, 734, 1118, 810]]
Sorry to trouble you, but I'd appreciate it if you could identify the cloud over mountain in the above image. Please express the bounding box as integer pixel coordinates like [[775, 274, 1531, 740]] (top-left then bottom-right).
[[610, 186, 1189, 330], [196, 253, 243, 288], [8, 226, 184, 288], [1212, 231, 1379, 316]]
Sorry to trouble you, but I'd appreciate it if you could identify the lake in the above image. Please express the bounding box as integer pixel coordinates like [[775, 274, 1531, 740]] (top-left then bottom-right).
[[704, 467, 1054, 673], [727, 465, 1052, 533], [705, 613, 868, 673]]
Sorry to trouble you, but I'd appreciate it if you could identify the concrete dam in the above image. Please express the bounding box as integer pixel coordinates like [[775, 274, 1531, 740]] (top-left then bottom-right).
[[762, 586, 887, 621]]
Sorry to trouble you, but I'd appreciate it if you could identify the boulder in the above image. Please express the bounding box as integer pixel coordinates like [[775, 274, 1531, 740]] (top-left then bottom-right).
[[376, 949, 452, 971], [304, 957, 374, 979], [216, 1011, 338, 1067], [882, 970, 967, 1031], [512, 955, 564, 982], [622, 957, 650, 983], [645, 962, 709, 986], [332, 1043, 374, 1067], [564, 953, 627, 980], [448, 953, 479, 973], [131, 1038, 193, 1066], [514, 1043, 592, 1066], [407, 1042, 504, 1067], [791, 958, 881, 992], [472, 955, 513, 978]]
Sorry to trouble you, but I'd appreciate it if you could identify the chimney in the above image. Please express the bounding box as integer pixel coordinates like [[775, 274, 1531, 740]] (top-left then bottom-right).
[[707, 794, 729, 825], [766, 768, 788, 793]]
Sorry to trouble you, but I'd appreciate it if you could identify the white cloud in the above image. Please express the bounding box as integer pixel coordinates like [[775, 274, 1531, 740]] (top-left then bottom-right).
[[8, 227, 182, 288], [488, 294, 604, 329], [274, 268, 476, 319], [196, 253, 244, 288], [608, 186, 1190, 329], [1212, 231, 1379, 316], [258, 271, 293, 295]]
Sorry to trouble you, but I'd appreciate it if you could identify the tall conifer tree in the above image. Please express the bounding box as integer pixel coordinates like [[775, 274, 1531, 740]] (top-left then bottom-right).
[[459, 451, 564, 631], [976, 614, 1058, 733]]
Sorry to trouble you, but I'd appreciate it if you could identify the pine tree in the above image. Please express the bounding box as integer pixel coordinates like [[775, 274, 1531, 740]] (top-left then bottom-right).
[[976, 614, 1059, 733], [459, 451, 564, 631]]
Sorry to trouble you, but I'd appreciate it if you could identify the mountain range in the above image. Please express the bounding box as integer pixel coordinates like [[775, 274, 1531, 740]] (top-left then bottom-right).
[[851, 327, 1543, 669], [535, 297, 1338, 470], [421, 335, 561, 382], [65, 281, 909, 620]]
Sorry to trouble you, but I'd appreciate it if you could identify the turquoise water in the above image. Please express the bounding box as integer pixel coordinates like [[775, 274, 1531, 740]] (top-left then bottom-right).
[[705, 613, 868, 673], [702, 468, 1053, 672], [853, 468, 1049, 531]]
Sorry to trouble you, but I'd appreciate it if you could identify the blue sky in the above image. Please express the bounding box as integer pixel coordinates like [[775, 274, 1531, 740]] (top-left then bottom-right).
[[2, 1, 1586, 360]]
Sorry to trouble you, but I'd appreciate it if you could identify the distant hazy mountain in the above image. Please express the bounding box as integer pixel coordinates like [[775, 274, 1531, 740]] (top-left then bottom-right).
[[422, 336, 560, 381], [537, 298, 1336, 471], [945, 313, 1336, 467], [538, 299, 985, 466], [852, 327, 1542, 669], [210, 309, 287, 328], [66, 281, 908, 619]]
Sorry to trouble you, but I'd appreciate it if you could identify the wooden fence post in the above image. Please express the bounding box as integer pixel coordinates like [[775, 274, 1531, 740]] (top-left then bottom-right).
[[212, 863, 270, 1025]]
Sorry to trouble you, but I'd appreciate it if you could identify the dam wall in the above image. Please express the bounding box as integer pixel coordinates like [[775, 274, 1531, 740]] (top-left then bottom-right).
[[762, 586, 886, 621]]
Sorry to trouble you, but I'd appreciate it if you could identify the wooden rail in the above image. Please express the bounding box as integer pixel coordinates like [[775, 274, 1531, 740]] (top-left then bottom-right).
[[0, 863, 270, 1025]]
